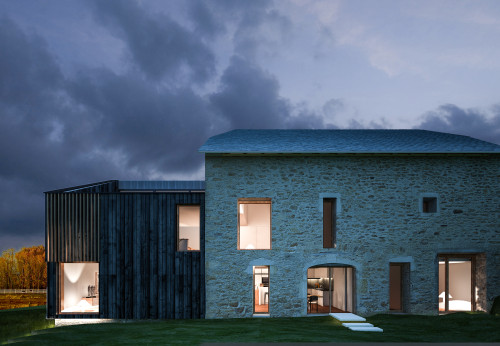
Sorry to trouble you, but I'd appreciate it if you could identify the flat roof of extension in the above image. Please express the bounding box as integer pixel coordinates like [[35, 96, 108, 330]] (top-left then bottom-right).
[[199, 129, 500, 154], [46, 180, 205, 193]]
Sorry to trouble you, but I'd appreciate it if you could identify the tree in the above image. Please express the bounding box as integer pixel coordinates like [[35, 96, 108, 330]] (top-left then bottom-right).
[[0, 246, 46, 289]]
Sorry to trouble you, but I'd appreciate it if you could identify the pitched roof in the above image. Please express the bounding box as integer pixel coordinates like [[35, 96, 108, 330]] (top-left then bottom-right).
[[199, 129, 500, 154]]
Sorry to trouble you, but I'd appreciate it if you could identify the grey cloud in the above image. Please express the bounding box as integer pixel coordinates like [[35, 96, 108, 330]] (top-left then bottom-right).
[[417, 104, 500, 145], [210, 56, 326, 129], [91, 0, 215, 84]]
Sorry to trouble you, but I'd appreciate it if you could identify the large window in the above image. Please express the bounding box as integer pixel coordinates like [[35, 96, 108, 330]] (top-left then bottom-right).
[[238, 199, 271, 250], [60, 262, 99, 314], [439, 255, 475, 312], [177, 205, 200, 251], [307, 265, 354, 314]]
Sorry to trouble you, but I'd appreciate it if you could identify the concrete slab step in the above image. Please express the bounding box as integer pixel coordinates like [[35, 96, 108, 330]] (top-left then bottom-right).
[[342, 322, 374, 327], [329, 312, 366, 321], [347, 326, 383, 332]]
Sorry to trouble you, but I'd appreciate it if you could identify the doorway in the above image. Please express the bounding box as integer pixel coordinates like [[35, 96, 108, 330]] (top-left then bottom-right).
[[389, 263, 410, 312], [307, 265, 354, 314], [439, 255, 475, 312], [253, 266, 269, 314]]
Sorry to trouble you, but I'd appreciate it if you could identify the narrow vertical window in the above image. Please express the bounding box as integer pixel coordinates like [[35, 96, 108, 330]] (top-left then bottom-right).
[[177, 205, 200, 251], [253, 266, 269, 314], [323, 198, 336, 248], [238, 199, 271, 250]]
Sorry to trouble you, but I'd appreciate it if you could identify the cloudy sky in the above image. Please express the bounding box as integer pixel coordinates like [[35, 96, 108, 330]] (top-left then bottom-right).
[[1, 0, 500, 253]]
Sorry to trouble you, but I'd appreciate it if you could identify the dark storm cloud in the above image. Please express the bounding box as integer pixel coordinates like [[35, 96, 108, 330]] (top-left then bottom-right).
[[91, 0, 216, 83], [210, 56, 325, 129], [417, 104, 500, 145], [67, 68, 213, 174]]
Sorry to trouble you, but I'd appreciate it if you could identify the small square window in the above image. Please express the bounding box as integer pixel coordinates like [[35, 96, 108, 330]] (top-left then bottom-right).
[[422, 197, 437, 213]]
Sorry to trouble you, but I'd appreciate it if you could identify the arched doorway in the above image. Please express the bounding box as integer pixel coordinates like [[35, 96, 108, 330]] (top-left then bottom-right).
[[307, 264, 355, 314]]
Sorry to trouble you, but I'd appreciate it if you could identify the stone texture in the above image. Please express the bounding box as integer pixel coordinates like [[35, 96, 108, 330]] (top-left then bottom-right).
[[204, 155, 500, 318]]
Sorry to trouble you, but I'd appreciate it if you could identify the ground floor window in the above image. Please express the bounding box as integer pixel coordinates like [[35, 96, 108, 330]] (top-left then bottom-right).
[[307, 265, 354, 314], [60, 262, 99, 313], [439, 254, 475, 312], [253, 266, 269, 314]]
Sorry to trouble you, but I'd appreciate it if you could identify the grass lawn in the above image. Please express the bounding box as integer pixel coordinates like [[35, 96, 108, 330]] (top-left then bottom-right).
[[0, 293, 46, 310], [3, 310, 499, 345], [0, 305, 54, 344]]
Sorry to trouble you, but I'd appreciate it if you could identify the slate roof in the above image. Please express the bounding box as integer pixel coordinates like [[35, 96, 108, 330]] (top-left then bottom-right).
[[199, 129, 500, 154]]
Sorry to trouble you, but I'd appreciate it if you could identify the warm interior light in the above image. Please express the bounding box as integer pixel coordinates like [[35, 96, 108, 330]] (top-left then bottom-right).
[[240, 204, 244, 214]]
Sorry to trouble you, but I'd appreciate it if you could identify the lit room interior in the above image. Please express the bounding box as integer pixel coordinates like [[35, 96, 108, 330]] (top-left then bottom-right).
[[439, 259, 472, 311], [178, 205, 200, 251], [307, 266, 353, 314], [254, 266, 269, 313], [60, 262, 99, 313], [239, 202, 271, 250]]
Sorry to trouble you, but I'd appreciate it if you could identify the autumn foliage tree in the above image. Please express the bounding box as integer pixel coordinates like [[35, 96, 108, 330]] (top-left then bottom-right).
[[0, 246, 46, 289]]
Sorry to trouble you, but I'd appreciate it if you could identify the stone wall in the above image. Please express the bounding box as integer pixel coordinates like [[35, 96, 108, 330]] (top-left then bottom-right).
[[204, 154, 500, 318]]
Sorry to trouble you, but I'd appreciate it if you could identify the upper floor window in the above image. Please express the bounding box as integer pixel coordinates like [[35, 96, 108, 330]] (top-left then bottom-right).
[[419, 193, 439, 214], [177, 205, 200, 251], [323, 198, 336, 248], [238, 199, 271, 250]]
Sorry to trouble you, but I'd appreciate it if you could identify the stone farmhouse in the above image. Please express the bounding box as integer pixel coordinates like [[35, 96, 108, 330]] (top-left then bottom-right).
[[45, 129, 500, 319]]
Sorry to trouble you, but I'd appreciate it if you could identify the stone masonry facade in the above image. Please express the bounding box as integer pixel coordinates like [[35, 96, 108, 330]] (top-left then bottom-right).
[[204, 154, 500, 318]]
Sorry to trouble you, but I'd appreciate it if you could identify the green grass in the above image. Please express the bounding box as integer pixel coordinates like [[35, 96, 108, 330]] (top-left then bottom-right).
[[0, 305, 54, 344], [3, 310, 500, 345]]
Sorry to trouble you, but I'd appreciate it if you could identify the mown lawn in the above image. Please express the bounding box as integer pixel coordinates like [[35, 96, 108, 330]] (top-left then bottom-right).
[[0, 306, 54, 344], [3, 309, 500, 345], [0, 293, 46, 311]]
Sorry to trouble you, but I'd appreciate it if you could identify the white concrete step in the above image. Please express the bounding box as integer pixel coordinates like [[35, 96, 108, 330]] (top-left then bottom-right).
[[347, 326, 383, 332], [342, 322, 373, 327], [329, 312, 366, 321]]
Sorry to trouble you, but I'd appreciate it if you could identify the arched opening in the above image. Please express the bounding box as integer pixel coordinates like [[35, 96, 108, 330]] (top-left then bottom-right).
[[307, 264, 355, 314]]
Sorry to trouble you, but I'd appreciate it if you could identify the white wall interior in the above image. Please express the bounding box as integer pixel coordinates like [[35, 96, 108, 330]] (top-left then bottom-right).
[[63, 262, 99, 310], [439, 260, 472, 311], [333, 267, 346, 310], [239, 203, 270, 249], [178, 206, 200, 250]]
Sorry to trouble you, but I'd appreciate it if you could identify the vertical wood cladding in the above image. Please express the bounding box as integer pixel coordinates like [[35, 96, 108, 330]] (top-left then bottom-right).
[[45, 193, 100, 262], [99, 192, 205, 319]]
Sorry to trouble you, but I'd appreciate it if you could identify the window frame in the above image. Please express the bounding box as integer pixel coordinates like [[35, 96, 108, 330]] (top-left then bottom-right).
[[237, 198, 272, 250], [177, 204, 201, 252]]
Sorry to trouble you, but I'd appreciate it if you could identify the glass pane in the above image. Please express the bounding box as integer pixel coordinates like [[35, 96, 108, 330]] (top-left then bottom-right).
[[61, 262, 99, 313], [254, 266, 269, 313], [178, 206, 200, 251], [239, 203, 271, 249], [448, 260, 472, 311]]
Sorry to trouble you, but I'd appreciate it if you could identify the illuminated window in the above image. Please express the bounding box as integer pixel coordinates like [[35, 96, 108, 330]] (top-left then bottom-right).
[[177, 205, 200, 251], [238, 199, 271, 250], [60, 262, 99, 314]]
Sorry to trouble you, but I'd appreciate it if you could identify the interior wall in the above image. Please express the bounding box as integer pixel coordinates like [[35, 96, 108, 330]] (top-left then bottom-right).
[[179, 226, 200, 250], [240, 204, 270, 249], [449, 261, 471, 302], [63, 263, 98, 309], [333, 267, 346, 310]]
